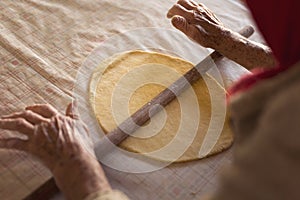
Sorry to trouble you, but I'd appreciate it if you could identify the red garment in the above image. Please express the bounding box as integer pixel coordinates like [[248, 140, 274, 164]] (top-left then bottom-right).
[[227, 0, 300, 97]]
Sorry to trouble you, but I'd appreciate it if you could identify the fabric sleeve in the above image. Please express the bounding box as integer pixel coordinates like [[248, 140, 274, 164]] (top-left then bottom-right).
[[211, 81, 300, 200], [84, 190, 130, 200]]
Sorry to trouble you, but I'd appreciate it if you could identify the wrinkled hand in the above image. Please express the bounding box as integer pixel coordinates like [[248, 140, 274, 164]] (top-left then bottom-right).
[[0, 103, 111, 199], [167, 0, 227, 49], [0, 103, 93, 172]]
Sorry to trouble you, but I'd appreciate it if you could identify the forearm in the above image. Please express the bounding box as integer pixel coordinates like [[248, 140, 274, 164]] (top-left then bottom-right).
[[215, 29, 276, 69], [52, 153, 112, 200]]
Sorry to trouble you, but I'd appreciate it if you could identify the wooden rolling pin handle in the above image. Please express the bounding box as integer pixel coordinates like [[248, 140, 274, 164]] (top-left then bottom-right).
[[95, 25, 254, 158]]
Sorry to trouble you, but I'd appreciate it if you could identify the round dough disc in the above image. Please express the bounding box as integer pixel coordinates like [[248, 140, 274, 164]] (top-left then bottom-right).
[[89, 50, 233, 163]]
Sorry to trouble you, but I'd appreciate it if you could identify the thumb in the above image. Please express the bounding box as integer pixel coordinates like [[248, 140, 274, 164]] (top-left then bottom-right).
[[171, 15, 188, 32], [65, 100, 80, 120], [171, 16, 200, 39], [171, 15, 206, 46]]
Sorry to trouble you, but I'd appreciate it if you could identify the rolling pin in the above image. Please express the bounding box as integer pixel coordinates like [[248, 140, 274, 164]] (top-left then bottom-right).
[[94, 26, 254, 158]]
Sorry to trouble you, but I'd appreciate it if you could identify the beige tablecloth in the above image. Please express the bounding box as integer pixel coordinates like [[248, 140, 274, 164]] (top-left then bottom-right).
[[0, 0, 265, 199]]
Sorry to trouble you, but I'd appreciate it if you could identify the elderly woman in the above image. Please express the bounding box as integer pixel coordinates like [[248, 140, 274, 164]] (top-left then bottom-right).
[[0, 0, 299, 199]]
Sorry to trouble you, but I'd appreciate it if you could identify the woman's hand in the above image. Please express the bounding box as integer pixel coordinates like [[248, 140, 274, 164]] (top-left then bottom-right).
[[167, 0, 227, 49], [0, 103, 92, 171], [0, 103, 111, 200], [167, 0, 275, 69]]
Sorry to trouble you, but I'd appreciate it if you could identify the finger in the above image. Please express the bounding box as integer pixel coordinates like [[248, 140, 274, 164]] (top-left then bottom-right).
[[65, 101, 80, 120], [196, 5, 222, 25], [0, 118, 34, 136], [171, 15, 201, 37], [186, 8, 218, 30], [189, 0, 198, 7], [171, 16, 210, 47], [1, 110, 49, 125], [167, 4, 194, 20], [177, 0, 197, 10], [0, 138, 27, 151], [25, 104, 58, 118]]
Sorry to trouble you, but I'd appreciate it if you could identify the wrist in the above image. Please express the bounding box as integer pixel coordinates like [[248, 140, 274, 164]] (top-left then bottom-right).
[[52, 152, 111, 200], [215, 28, 275, 69], [206, 26, 233, 50], [211, 28, 237, 51]]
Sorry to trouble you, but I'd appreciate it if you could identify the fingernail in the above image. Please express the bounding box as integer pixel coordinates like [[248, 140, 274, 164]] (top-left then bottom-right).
[[172, 16, 182, 23], [171, 16, 185, 28]]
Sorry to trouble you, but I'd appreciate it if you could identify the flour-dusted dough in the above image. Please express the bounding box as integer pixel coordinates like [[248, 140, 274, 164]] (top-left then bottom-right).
[[89, 50, 233, 162]]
